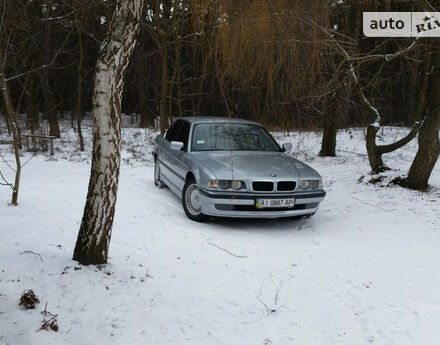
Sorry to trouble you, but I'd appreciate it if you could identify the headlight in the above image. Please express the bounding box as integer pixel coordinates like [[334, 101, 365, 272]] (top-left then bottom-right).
[[231, 180, 245, 190], [208, 180, 219, 188], [300, 179, 323, 190], [208, 180, 246, 190], [218, 180, 231, 190]]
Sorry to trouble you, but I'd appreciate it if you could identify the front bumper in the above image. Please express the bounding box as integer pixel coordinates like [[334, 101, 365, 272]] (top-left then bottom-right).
[[198, 188, 326, 218]]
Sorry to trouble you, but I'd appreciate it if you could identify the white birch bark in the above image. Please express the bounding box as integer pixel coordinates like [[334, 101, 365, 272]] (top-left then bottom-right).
[[73, 0, 144, 264]]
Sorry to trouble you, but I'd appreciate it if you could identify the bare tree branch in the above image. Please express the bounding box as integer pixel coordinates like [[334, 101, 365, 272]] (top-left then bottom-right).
[[0, 168, 13, 189], [5, 29, 73, 82], [208, 242, 248, 258]]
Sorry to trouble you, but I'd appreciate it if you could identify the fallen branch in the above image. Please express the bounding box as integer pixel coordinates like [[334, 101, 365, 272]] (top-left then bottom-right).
[[208, 242, 247, 258], [19, 250, 44, 262], [256, 271, 294, 317], [335, 149, 367, 157], [256, 295, 270, 316]]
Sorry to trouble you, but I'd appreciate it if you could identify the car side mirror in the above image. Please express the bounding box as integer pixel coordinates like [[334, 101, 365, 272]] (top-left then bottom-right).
[[282, 143, 292, 152], [170, 141, 184, 151]]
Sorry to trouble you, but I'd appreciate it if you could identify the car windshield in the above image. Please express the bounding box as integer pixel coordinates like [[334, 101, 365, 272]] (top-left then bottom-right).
[[191, 123, 281, 152]]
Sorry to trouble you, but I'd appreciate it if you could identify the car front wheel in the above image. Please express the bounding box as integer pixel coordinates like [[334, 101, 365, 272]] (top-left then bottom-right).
[[182, 179, 208, 222]]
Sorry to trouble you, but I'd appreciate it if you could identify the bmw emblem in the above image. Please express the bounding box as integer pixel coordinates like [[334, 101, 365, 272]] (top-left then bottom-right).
[[270, 173, 277, 177]]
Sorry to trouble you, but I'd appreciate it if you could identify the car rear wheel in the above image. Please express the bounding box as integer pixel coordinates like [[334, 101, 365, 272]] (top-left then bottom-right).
[[154, 158, 165, 188], [182, 179, 208, 222]]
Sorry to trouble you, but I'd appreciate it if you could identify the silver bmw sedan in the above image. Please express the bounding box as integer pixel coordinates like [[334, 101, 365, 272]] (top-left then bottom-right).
[[153, 117, 326, 222]]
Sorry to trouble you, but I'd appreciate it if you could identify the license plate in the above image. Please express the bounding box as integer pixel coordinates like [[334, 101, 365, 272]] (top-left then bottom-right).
[[256, 198, 295, 208]]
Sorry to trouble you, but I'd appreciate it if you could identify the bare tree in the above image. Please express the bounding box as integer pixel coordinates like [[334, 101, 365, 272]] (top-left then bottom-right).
[[73, 0, 144, 265], [320, 24, 423, 172], [0, 1, 22, 205]]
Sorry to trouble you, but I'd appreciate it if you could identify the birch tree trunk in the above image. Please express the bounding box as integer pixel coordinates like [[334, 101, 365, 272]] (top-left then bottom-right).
[[73, 0, 143, 265]]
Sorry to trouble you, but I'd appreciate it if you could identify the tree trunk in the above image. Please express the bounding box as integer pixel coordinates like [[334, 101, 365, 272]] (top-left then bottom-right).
[[405, 47, 420, 125], [39, 71, 60, 137], [159, 0, 171, 132], [73, 0, 143, 265], [159, 37, 169, 133], [139, 104, 155, 128], [406, 47, 440, 190], [415, 42, 433, 121], [136, 24, 155, 128], [366, 122, 422, 173], [365, 124, 386, 172], [1, 102, 12, 135], [138, 80, 154, 128], [0, 56, 21, 205], [320, 117, 337, 157], [40, 8, 60, 138], [26, 76, 40, 133], [406, 108, 440, 189], [319, 42, 345, 157], [74, 8, 85, 151], [319, 95, 338, 157]]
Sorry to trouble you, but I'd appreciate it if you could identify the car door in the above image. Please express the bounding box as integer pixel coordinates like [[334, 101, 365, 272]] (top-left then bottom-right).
[[159, 120, 181, 190], [160, 120, 190, 193], [169, 120, 191, 191]]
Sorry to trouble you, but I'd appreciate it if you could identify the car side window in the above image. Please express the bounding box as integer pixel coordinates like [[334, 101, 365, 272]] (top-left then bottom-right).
[[176, 121, 190, 150], [165, 121, 181, 142]]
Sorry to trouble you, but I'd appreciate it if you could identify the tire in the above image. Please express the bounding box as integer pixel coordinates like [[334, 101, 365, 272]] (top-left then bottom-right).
[[154, 157, 165, 188], [182, 179, 208, 222]]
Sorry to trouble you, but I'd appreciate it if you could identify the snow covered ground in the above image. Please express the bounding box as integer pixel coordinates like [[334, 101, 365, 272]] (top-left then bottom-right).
[[0, 121, 439, 345]]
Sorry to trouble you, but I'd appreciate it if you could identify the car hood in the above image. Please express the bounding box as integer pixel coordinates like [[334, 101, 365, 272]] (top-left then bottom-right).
[[192, 151, 321, 180]]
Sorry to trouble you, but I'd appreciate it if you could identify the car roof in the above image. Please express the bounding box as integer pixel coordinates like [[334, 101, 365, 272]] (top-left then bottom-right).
[[177, 116, 260, 126]]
